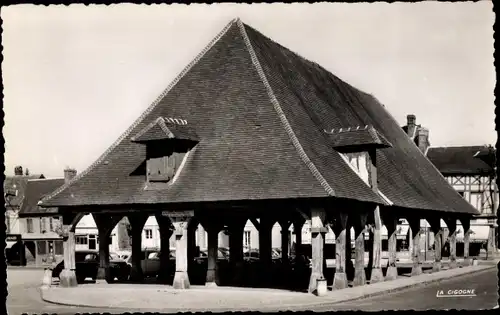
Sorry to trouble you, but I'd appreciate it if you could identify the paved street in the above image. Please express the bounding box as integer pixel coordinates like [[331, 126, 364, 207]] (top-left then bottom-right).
[[7, 267, 497, 314], [6, 269, 125, 315], [321, 267, 498, 311]]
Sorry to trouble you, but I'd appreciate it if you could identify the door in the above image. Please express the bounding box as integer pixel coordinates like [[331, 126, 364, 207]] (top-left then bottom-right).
[[89, 235, 96, 250]]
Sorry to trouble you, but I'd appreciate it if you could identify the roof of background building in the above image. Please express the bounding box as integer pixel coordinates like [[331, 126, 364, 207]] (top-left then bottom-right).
[[4, 174, 45, 210], [426, 146, 495, 176], [18, 178, 65, 217], [39, 18, 478, 216]]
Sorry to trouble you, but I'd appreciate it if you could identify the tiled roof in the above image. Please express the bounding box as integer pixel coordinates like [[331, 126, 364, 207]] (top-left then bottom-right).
[[4, 174, 45, 210], [325, 125, 393, 153], [18, 178, 65, 217], [426, 146, 494, 176], [39, 18, 478, 215]]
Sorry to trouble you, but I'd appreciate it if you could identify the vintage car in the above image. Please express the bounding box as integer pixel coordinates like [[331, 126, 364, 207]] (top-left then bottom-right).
[[52, 250, 130, 283]]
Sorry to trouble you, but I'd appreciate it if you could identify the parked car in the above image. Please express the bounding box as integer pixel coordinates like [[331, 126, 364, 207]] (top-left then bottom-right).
[[52, 250, 130, 284], [125, 248, 176, 278]]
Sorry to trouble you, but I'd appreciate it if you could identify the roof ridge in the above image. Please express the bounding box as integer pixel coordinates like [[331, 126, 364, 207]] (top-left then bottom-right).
[[40, 18, 239, 206], [236, 20, 336, 197]]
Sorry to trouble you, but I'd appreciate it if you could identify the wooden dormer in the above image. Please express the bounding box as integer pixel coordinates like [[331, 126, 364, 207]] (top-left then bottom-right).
[[325, 125, 392, 192], [131, 117, 198, 185]]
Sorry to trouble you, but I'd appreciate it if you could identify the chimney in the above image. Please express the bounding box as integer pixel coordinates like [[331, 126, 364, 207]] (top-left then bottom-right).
[[406, 114, 417, 137], [64, 168, 77, 184], [14, 166, 23, 176], [417, 127, 430, 153]]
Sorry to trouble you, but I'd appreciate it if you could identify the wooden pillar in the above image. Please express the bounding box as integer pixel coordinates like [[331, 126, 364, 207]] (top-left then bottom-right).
[[228, 216, 246, 286], [293, 219, 304, 258], [332, 212, 348, 290], [407, 216, 422, 276], [307, 208, 327, 294], [187, 220, 198, 279], [165, 211, 194, 289], [258, 216, 275, 287], [258, 217, 274, 265], [384, 214, 398, 280], [127, 213, 149, 283], [487, 221, 497, 259], [59, 212, 82, 288], [205, 223, 223, 286], [352, 212, 368, 287], [93, 214, 122, 283], [369, 206, 384, 283], [444, 218, 458, 269], [428, 216, 443, 273], [155, 214, 173, 284], [460, 217, 472, 266], [279, 220, 292, 263]]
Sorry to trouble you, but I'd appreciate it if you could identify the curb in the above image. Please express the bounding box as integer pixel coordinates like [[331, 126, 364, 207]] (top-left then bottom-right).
[[40, 265, 495, 311], [293, 265, 496, 309]]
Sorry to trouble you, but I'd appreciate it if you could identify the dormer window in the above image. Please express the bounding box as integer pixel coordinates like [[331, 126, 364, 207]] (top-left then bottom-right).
[[131, 117, 198, 186]]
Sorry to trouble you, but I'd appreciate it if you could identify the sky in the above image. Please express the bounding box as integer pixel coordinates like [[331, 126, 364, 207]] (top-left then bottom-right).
[[2, 2, 496, 178]]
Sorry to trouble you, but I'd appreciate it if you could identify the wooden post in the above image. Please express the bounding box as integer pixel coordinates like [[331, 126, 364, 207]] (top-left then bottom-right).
[[384, 214, 398, 280], [370, 206, 384, 283], [487, 221, 497, 259], [407, 216, 422, 276], [205, 223, 223, 286], [293, 220, 304, 258], [164, 211, 194, 289], [366, 150, 384, 283], [127, 213, 149, 283], [352, 212, 368, 287], [93, 214, 122, 283], [332, 212, 349, 290], [155, 214, 173, 284], [460, 217, 472, 266], [279, 220, 291, 263], [444, 218, 458, 269], [308, 208, 327, 294], [59, 212, 82, 288], [428, 216, 443, 273], [228, 216, 246, 286], [259, 216, 275, 287]]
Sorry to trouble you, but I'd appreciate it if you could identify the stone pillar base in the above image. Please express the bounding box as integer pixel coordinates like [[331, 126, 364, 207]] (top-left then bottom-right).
[[449, 260, 458, 269], [385, 266, 398, 281], [173, 271, 190, 289], [352, 268, 366, 287], [432, 262, 441, 273], [308, 272, 324, 293], [461, 258, 472, 267], [205, 281, 218, 287], [333, 272, 348, 290], [206, 268, 219, 286], [129, 268, 144, 283], [315, 278, 328, 297], [369, 268, 384, 284], [96, 267, 114, 283], [411, 265, 423, 276], [59, 269, 78, 287]]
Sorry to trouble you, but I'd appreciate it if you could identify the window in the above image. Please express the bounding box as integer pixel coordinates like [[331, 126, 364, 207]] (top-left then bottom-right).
[[75, 235, 88, 245], [49, 217, 54, 232], [145, 229, 153, 239], [26, 218, 34, 233], [244, 231, 251, 249], [40, 217, 47, 233]]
